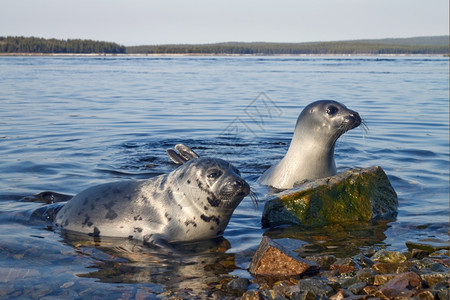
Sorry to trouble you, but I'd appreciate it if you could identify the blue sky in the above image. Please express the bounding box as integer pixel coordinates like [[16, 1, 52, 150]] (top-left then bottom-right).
[[1, 0, 448, 46]]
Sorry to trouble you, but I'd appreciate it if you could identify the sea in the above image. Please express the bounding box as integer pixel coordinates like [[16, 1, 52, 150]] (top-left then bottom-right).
[[0, 55, 448, 298]]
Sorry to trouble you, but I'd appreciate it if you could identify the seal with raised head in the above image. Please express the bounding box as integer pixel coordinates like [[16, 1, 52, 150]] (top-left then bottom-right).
[[54, 157, 250, 244], [258, 100, 362, 190]]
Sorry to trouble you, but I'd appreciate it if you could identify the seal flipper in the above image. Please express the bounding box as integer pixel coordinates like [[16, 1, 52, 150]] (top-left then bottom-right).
[[166, 148, 187, 165], [20, 191, 73, 204], [166, 144, 199, 165], [142, 234, 181, 254], [30, 202, 66, 222], [175, 144, 199, 161]]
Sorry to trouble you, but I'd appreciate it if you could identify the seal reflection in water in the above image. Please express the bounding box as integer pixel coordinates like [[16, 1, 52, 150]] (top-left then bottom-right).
[[54, 157, 250, 245], [258, 100, 362, 190]]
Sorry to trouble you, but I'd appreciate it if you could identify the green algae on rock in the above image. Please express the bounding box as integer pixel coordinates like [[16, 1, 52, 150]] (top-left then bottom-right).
[[371, 249, 407, 264], [262, 166, 398, 228], [406, 239, 450, 253]]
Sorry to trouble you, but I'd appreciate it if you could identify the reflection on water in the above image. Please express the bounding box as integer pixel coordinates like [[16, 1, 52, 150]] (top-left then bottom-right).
[[63, 232, 235, 288], [265, 220, 392, 258], [0, 56, 448, 298]]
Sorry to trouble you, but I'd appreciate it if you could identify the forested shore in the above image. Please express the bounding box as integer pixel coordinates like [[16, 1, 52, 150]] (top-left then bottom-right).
[[0, 36, 126, 54], [1, 36, 448, 55], [128, 42, 448, 55], [128, 36, 449, 55]]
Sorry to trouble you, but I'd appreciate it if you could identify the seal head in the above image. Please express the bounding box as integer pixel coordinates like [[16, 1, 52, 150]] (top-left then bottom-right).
[[258, 100, 361, 189], [54, 157, 250, 244]]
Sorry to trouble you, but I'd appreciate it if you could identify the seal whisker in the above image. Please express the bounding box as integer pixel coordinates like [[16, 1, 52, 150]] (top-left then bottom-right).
[[249, 188, 259, 207], [360, 119, 369, 135]]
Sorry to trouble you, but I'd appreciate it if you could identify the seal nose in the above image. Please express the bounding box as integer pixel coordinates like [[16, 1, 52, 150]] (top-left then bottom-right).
[[347, 111, 361, 128], [233, 179, 250, 196]]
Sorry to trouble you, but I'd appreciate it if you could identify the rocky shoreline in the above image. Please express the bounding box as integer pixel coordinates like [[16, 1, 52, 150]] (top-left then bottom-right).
[[221, 237, 449, 300]]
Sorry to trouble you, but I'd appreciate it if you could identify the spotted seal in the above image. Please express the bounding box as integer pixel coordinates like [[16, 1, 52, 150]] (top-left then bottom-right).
[[54, 157, 250, 244], [258, 100, 362, 189]]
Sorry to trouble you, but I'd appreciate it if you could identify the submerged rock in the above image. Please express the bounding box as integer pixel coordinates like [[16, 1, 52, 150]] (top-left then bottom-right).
[[262, 166, 398, 228], [330, 257, 361, 275], [249, 236, 319, 277], [375, 272, 422, 299], [371, 249, 407, 264], [226, 277, 250, 293], [241, 290, 264, 300], [295, 278, 335, 298], [304, 255, 336, 270], [406, 239, 449, 253]]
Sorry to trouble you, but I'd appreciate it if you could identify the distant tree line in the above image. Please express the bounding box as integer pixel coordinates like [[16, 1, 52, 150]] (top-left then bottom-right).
[[127, 41, 449, 55], [0, 36, 126, 54], [1, 35, 448, 55]]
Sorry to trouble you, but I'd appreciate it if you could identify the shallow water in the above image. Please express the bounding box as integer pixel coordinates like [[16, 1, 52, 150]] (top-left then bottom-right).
[[0, 56, 448, 298]]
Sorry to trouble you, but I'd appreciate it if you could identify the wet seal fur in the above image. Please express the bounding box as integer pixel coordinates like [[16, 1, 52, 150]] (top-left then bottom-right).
[[258, 100, 362, 190], [54, 157, 250, 244]]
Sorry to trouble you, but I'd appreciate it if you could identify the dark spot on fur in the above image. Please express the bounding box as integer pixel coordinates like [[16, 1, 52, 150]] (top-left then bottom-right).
[[165, 212, 172, 221], [210, 226, 214, 230], [64, 220, 69, 226], [128, 235, 133, 240], [134, 215, 143, 221], [207, 196, 221, 207], [200, 214, 220, 225], [203, 206, 209, 211], [90, 203, 95, 210], [82, 214, 91, 227], [187, 180, 191, 184], [134, 227, 143, 233], [83, 197, 89, 206], [184, 220, 197, 227], [88, 227, 100, 237], [197, 179, 203, 189], [103, 200, 116, 209], [105, 209, 118, 220]]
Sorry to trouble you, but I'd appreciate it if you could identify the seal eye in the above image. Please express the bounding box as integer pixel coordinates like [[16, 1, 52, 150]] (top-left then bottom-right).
[[326, 106, 338, 116], [207, 169, 223, 180]]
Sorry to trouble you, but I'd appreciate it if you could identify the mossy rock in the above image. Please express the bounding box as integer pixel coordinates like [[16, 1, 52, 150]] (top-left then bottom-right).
[[261, 166, 398, 228]]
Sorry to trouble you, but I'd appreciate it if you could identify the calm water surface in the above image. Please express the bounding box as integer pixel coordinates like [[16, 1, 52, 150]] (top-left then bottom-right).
[[0, 56, 448, 298]]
